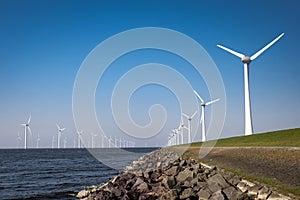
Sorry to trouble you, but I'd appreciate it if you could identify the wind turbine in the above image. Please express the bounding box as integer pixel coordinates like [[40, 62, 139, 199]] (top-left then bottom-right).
[[194, 90, 220, 142], [63, 137, 67, 148], [56, 124, 66, 149], [108, 136, 112, 148], [36, 133, 40, 148], [77, 130, 83, 148], [16, 132, 22, 148], [178, 117, 185, 144], [52, 136, 55, 148], [91, 132, 97, 148], [171, 129, 179, 145], [21, 116, 32, 149], [182, 111, 197, 143], [217, 33, 284, 135], [119, 137, 122, 148]]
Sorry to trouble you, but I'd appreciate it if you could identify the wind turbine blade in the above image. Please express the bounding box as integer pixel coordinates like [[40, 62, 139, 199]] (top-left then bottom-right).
[[56, 124, 60, 130], [191, 110, 198, 119], [177, 124, 181, 130], [217, 44, 244, 59], [206, 98, 220, 106], [193, 90, 204, 103], [182, 113, 189, 119], [20, 124, 26, 126], [27, 116, 31, 124], [250, 33, 284, 60], [27, 126, 32, 135], [61, 128, 66, 132]]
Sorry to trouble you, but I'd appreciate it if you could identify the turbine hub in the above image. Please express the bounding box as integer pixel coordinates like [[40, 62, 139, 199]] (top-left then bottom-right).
[[242, 56, 251, 64], [201, 102, 206, 107]]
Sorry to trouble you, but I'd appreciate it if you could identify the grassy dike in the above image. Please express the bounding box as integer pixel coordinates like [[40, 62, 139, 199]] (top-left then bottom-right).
[[175, 128, 300, 198], [191, 128, 300, 147]]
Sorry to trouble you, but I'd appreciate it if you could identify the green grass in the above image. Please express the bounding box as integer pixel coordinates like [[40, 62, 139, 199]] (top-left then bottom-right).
[[189, 128, 300, 147]]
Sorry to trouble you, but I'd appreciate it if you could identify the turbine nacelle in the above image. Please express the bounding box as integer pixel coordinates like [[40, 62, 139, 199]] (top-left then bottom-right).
[[242, 56, 251, 64]]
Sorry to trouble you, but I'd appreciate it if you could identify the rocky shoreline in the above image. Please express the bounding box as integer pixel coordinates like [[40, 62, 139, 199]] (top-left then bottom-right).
[[77, 148, 292, 200]]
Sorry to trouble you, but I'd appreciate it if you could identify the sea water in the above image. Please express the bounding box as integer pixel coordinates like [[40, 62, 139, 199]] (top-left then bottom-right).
[[0, 148, 156, 200]]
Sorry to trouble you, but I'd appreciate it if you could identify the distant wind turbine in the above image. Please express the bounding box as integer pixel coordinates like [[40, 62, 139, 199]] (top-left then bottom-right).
[[63, 137, 67, 148], [16, 132, 22, 148], [77, 130, 83, 148], [91, 132, 97, 148], [182, 111, 197, 143], [52, 136, 55, 148], [108, 136, 112, 148], [56, 124, 66, 149], [194, 90, 220, 142], [178, 117, 185, 144], [21, 116, 32, 149], [36, 133, 40, 148], [171, 129, 179, 145], [217, 33, 284, 136]]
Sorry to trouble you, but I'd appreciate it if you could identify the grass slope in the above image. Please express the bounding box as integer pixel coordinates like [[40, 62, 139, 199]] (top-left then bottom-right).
[[190, 128, 300, 147]]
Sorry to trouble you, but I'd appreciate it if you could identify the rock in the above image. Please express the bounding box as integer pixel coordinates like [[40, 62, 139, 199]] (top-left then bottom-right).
[[176, 168, 195, 183], [197, 188, 211, 200], [179, 188, 195, 199], [137, 182, 149, 193], [76, 190, 90, 198], [166, 165, 179, 176], [223, 186, 243, 200], [180, 159, 187, 167], [257, 186, 271, 199], [209, 190, 225, 200], [248, 184, 262, 197], [237, 182, 248, 193], [133, 177, 144, 188], [159, 189, 178, 200], [228, 175, 241, 186], [162, 175, 176, 189], [207, 174, 229, 193], [111, 188, 121, 197], [193, 181, 206, 191]]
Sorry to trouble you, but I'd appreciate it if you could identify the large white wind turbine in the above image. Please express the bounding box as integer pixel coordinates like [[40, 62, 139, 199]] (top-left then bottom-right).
[[217, 33, 284, 135], [182, 111, 197, 143], [56, 124, 66, 149], [194, 90, 220, 142], [21, 116, 32, 149]]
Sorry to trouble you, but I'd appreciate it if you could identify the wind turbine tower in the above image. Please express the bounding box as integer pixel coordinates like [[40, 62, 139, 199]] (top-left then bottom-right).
[[217, 33, 284, 135], [21, 116, 32, 149], [194, 90, 220, 142]]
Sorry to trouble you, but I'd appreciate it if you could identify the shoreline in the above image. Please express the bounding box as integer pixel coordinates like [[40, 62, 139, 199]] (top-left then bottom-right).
[[76, 148, 294, 200]]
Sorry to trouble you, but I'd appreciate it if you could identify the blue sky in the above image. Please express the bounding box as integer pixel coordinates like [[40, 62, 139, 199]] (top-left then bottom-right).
[[0, 0, 299, 148]]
